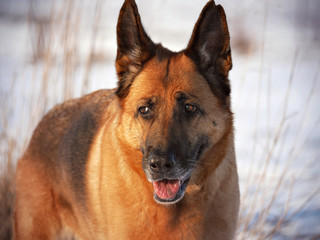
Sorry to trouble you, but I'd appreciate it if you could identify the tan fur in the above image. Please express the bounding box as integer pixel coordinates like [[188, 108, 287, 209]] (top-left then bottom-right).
[[14, 1, 239, 239]]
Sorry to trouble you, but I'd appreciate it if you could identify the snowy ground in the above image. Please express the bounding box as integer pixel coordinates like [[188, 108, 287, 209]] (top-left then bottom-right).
[[1, 0, 319, 239]]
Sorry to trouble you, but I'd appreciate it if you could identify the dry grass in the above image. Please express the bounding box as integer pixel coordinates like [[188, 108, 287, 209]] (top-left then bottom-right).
[[234, 1, 320, 237], [0, 1, 94, 239], [0, 0, 319, 239], [0, 162, 15, 240]]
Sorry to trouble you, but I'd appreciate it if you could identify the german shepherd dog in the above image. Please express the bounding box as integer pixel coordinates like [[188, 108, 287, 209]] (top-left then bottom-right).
[[14, 0, 239, 239]]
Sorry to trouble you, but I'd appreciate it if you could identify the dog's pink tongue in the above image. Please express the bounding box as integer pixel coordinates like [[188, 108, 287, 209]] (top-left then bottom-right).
[[153, 180, 180, 200]]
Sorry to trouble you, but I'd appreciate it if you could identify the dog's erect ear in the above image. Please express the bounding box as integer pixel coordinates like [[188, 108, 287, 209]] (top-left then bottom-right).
[[186, 1, 232, 104], [115, 0, 155, 99]]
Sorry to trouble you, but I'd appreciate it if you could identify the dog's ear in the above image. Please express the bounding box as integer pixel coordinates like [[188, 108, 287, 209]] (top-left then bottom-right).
[[115, 0, 155, 99], [186, 1, 232, 105]]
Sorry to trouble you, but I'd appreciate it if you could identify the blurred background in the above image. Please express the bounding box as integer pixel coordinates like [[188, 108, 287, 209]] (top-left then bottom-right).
[[0, 0, 319, 239]]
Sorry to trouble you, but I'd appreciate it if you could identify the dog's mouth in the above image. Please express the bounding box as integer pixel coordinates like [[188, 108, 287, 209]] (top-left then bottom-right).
[[146, 142, 208, 204], [152, 175, 191, 204]]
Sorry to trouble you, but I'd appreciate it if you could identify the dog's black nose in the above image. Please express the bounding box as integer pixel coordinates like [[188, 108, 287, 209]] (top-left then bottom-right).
[[149, 151, 175, 173]]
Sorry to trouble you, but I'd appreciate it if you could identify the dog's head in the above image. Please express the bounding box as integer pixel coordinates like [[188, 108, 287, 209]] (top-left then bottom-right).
[[115, 0, 233, 204]]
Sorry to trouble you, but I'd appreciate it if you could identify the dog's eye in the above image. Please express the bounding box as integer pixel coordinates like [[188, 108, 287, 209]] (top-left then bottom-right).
[[185, 104, 197, 113], [138, 106, 150, 115]]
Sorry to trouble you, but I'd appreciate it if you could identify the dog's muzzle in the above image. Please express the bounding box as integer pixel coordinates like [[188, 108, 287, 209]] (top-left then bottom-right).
[[143, 149, 192, 204]]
